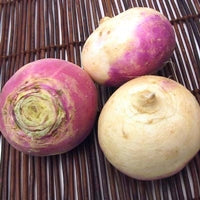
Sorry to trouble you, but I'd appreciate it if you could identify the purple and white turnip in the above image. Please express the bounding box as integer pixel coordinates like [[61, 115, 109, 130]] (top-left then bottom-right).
[[98, 75, 200, 180], [81, 7, 176, 86], [0, 59, 98, 156]]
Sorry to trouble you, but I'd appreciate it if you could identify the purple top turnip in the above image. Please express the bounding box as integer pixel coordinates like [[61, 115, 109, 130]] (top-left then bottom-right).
[[0, 59, 98, 156], [81, 7, 176, 86]]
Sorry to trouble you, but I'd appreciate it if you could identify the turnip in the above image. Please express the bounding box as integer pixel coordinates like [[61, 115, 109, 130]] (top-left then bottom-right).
[[0, 59, 98, 156], [98, 75, 200, 180], [81, 7, 176, 86]]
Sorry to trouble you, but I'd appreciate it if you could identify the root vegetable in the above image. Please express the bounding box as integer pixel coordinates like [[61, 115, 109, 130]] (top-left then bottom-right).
[[0, 59, 98, 156], [81, 7, 176, 86], [98, 75, 200, 180]]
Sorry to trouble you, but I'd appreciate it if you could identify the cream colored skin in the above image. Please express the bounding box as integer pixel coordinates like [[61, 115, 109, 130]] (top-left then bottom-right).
[[98, 76, 200, 180], [81, 8, 173, 85]]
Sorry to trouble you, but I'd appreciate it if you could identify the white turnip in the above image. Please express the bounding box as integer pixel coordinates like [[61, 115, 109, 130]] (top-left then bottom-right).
[[98, 75, 200, 180]]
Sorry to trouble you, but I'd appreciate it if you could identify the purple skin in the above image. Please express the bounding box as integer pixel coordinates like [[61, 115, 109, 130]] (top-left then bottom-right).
[[105, 15, 176, 86], [0, 59, 98, 156]]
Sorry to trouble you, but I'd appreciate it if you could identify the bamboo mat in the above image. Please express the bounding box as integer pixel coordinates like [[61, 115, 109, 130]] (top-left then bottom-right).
[[0, 0, 200, 199]]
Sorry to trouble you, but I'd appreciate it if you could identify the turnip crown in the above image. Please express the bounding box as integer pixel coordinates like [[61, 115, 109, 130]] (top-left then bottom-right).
[[12, 85, 65, 138]]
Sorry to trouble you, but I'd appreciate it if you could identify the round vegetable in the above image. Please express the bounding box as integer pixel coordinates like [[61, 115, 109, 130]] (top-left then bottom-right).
[[98, 75, 200, 180], [81, 7, 176, 86], [0, 59, 98, 156]]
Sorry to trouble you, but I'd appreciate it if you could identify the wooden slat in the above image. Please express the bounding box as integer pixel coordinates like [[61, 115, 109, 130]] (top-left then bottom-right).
[[25, 0, 32, 63], [53, 156, 61, 200], [68, 0, 75, 63], [189, 160, 200, 198], [59, 0, 66, 59], [94, 129, 110, 200], [153, 180, 161, 200], [61, 154, 68, 200], [88, 131, 102, 200], [15, 151, 21, 200], [41, 157, 47, 200], [72, 0, 81, 65], [74, 150, 83, 200], [35, 157, 42, 200], [48, 157, 55, 199], [44, 0, 50, 58], [29, 156, 35, 200], [84, 140, 95, 200], [15, 0, 23, 71], [39, 0, 45, 59], [68, 153, 75, 200], [195, 153, 200, 181], [48, 0, 55, 58], [174, 174, 185, 199], [30, 0, 36, 61], [0, 139, 9, 200], [79, 146, 89, 200], [53, 0, 60, 59], [145, 181, 153, 200]]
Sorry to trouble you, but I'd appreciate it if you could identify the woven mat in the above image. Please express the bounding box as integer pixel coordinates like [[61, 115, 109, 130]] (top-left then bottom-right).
[[0, 0, 200, 199]]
